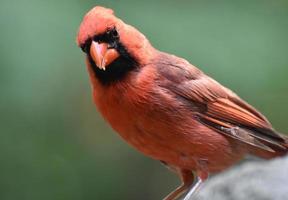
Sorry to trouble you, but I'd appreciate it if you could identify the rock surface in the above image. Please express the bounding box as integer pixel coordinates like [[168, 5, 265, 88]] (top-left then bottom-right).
[[193, 156, 288, 200]]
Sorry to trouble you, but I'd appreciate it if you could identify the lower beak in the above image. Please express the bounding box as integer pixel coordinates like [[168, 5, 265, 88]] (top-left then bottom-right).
[[89, 41, 120, 70]]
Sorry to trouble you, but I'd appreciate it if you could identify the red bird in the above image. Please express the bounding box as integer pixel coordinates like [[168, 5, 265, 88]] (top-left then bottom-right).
[[77, 6, 288, 200]]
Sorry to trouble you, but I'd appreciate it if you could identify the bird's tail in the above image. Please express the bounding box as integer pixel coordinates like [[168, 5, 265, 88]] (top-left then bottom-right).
[[251, 131, 288, 159]]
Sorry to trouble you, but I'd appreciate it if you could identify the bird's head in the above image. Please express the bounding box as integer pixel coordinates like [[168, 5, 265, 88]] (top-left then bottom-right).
[[77, 6, 156, 84]]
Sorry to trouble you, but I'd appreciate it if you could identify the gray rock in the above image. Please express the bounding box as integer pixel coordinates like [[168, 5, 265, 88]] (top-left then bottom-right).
[[193, 156, 288, 200]]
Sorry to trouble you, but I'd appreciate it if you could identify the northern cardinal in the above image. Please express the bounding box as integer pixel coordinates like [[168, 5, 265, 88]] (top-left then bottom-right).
[[77, 6, 288, 200]]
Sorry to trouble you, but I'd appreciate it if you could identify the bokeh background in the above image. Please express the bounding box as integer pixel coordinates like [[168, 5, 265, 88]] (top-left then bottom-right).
[[1, 0, 288, 199]]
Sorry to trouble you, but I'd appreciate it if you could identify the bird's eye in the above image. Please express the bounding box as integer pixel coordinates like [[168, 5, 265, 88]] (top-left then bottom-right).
[[111, 29, 119, 38], [107, 27, 119, 40], [80, 39, 92, 53]]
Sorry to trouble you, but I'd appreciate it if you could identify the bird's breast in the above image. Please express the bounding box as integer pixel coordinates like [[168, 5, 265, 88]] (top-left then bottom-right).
[[92, 69, 189, 160], [90, 67, 245, 172]]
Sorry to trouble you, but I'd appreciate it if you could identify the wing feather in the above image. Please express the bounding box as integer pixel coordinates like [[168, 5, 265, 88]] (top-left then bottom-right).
[[156, 54, 287, 152]]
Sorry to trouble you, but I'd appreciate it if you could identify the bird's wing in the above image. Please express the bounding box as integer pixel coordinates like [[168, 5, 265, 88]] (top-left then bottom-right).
[[156, 55, 287, 152]]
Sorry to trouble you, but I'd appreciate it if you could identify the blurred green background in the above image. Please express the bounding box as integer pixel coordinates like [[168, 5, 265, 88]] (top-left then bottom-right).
[[1, 0, 288, 199]]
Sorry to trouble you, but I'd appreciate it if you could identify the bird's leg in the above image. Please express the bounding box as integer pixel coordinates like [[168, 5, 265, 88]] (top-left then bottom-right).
[[182, 166, 209, 200], [182, 171, 208, 200], [163, 169, 194, 200]]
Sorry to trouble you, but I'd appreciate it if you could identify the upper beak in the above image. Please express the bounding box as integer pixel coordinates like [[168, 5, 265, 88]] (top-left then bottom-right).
[[89, 41, 120, 70]]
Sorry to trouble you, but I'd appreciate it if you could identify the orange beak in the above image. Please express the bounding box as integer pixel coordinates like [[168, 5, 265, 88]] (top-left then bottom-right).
[[89, 41, 120, 70]]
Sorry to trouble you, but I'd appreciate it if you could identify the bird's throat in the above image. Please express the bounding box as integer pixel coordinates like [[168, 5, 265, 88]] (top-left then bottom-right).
[[87, 54, 137, 85]]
